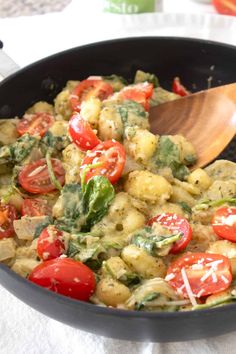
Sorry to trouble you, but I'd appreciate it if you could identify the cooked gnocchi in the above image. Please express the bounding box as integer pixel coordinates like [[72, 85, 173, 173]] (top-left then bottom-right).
[[1, 71, 236, 312]]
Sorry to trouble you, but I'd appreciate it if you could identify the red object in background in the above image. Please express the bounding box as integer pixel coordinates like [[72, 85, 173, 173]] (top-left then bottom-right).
[[212, 0, 236, 16], [172, 77, 190, 97]]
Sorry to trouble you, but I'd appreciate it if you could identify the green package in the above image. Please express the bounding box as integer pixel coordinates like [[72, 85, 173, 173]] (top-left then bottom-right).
[[104, 0, 163, 14]]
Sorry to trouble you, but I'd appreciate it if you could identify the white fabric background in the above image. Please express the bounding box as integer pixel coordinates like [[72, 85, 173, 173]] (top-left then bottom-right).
[[0, 1, 236, 353]]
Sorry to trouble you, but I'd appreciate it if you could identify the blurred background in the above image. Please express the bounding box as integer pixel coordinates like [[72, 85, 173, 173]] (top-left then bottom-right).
[[0, 0, 70, 17], [0, 0, 235, 68]]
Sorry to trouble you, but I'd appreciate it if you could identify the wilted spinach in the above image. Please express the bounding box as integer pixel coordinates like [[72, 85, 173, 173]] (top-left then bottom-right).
[[40, 131, 70, 156], [54, 184, 84, 232], [55, 176, 115, 233], [82, 175, 115, 231], [67, 232, 106, 270], [34, 216, 53, 239], [131, 226, 182, 256], [0, 133, 38, 164], [153, 136, 190, 180]]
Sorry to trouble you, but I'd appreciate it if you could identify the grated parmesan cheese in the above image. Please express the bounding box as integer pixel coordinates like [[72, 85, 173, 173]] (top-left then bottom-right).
[[181, 267, 197, 306]]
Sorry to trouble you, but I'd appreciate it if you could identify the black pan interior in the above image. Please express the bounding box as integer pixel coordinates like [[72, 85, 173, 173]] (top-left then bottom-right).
[[1, 37, 236, 117]]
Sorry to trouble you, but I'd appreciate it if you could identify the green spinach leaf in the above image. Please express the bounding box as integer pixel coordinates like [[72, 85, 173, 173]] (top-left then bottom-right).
[[67, 232, 106, 270], [82, 175, 115, 231], [154, 136, 189, 180], [131, 226, 182, 256], [55, 176, 115, 233], [0, 133, 38, 164], [40, 131, 70, 156], [34, 216, 53, 239], [54, 184, 84, 233]]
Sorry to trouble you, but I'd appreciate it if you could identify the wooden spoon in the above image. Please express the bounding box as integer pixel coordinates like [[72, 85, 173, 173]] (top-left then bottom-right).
[[149, 83, 236, 168]]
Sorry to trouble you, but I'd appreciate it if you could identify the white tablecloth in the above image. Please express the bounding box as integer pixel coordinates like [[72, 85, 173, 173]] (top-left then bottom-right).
[[0, 1, 236, 353]]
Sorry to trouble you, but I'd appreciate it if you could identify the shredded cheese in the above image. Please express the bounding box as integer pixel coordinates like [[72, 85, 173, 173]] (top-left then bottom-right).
[[181, 267, 197, 306], [165, 273, 175, 281], [28, 165, 46, 177]]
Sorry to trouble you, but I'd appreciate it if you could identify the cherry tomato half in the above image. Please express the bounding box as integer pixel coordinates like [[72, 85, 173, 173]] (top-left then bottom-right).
[[172, 77, 190, 97], [21, 198, 52, 217], [212, 207, 236, 242], [0, 203, 18, 239], [17, 112, 54, 137], [166, 253, 232, 298], [116, 82, 153, 110], [18, 158, 65, 194], [81, 140, 126, 184], [212, 0, 236, 16], [37, 225, 67, 260], [70, 79, 113, 112], [28, 258, 96, 301], [147, 213, 192, 254], [69, 113, 100, 151]]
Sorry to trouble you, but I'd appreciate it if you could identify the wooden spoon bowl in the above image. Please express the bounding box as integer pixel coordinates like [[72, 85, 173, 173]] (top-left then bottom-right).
[[149, 83, 236, 168]]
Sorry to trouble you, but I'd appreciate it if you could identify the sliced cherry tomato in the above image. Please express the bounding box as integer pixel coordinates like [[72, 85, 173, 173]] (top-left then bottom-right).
[[81, 140, 126, 184], [116, 82, 153, 110], [69, 113, 100, 151], [167, 253, 232, 299], [212, 207, 236, 242], [17, 112, 54, 137], [18, 158, 65, 194], [21, 198, 52, 217], [147, 213, 192, 254], [37, 225, 67, 260], [172, 77, 190, 97], [0, 203, 18, 239], [70, 79, 113, 112], [212, 0, 236, 16], [28, 258, 96, 301]]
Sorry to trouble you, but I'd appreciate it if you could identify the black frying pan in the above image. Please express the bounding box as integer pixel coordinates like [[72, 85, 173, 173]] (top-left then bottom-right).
[[0, 37, 236, 342]]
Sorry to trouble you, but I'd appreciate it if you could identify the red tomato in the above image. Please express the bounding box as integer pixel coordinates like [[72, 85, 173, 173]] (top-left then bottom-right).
[[81, 140, 126, 184], [22, 198, 52, 217], [37, 226, 67, 260], [69, 113, 100, 151], [28, 258, 96, 301], [18, 158, 65, 194], [212, 207, 236, 242], [166, 253, 232, 299], [17, 112, 54, 137], [70, 79, 113, 112], [0, 203, 18, 239], [172, 77, 190, 97], [212, 0, 236, 16], [147, 213, 192, 254], [116, 82, 153, 110]]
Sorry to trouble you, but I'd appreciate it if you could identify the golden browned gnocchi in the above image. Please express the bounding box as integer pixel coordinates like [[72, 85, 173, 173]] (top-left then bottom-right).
[[124, 170, 172, 203]]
